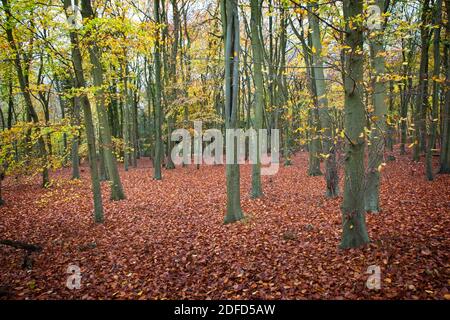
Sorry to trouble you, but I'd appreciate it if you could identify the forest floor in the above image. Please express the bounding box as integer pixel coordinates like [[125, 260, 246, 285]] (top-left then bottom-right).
[[0, 150, 449, 300]]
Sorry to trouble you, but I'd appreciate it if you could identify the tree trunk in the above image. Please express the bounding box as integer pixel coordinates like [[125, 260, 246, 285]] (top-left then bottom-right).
[[7, 74, 14, 129], [413, 0, 431, 162], [71, 96, 81, 179], [153, 0, 163, 180], [365, 0, 387, 213], [223, 0, 244, 224], [426, 0, 442, 180], [308, 3, 339, 197], [123, 61, 131, 172], [81, 0, 126, 200], [439, 0, 450, 173], [63, 0, 104, 222], [291, 16, 322, 176], [250, 0, 263, 198], [386, 80, 395, 159], [340, 0, 370, 249]]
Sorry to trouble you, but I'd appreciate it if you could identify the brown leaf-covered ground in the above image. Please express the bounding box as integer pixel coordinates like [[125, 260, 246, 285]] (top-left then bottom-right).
[[0, 151, 449, 300]]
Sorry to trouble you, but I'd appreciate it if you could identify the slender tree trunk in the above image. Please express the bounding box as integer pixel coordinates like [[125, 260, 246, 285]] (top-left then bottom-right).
[[308, 3, 339, 197], [365, 0, 387, 213], [55, 79, 69, 164], [63, 0, 103, 222], [439, 0, 450, 173], [7, 77, 14, 130], [123, 61, 131, 172], [165, 0, 180, 170], [153, 0, 163, 180], [426, 0, 442, 180], [250, 0, 263, 198], [291, 16, 322, 176], [98, 132, 108, 181], [81, 0, 125, 200], [71, 96, 81, 179], [386, 80, 395, 159], [340, 0, 370, 249], [223, 0, 244, 224], [132, 87, 139, 165], [414, 0, 432, 162]]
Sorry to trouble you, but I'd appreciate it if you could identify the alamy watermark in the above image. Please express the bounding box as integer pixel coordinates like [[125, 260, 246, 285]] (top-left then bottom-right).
[[367, 4, 382, 31], [66, 264, 81, 290], [65, 0, 82, 29], [366, 265, 381, 290], [171, 121, 280, 175]]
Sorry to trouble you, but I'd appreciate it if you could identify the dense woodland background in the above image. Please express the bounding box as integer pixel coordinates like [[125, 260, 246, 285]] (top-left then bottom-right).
[[0, 0, 449, 300]]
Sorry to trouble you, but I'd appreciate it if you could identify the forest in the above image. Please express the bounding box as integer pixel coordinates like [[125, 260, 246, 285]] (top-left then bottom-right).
[[0, 0, 449, 301]]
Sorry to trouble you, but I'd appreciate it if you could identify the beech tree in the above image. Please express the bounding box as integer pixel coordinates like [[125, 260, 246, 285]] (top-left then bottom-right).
[[153, 0, 163, 180], [365, 0, 388, 213], [340, 0, 370, 249], [80, 0, 126, 200], [222, 0, 244, 224], [250, 0, 263, 198], [307, 2, 339, 197], [63, 0, 104, 222]]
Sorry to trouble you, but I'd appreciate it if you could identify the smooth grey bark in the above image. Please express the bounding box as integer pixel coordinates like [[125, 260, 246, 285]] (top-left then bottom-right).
[[131, 84, 139, 166], [399, 34, 415, 155], [71, 96, 81, 179], [308, 4, 339, 197], [63, 0, 103, 222], [123, 62, 131, 171], [426, 0, 442, 180], [223, 0, 244, 224], [365, 0, 387, 213], [81, 0, 126, 200], [308, 107, 323, 176], [165, 0, 180, 171], [98, 132, 108, 181], [306, 26, 322, 176], [55, 79, 69, 165], [153, 0, 163, 180], [250, 0, 263, 198], [386, 80, 396, 160], [340, 0, 370, 249]]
